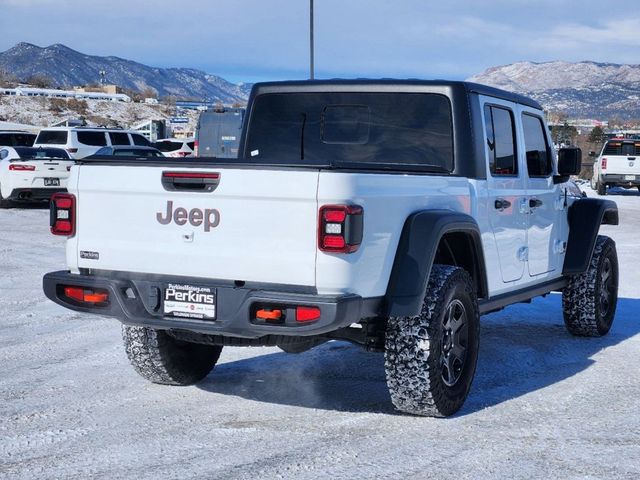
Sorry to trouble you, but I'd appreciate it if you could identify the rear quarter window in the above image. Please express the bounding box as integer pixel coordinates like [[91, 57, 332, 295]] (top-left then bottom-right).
[[131, 134, 151, 146], [77, 131, 107, 147], [36, 130, 68, 145], [109, 132, 131, 146]]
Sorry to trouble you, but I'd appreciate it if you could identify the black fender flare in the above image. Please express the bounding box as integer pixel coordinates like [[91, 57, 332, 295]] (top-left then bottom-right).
[[563, 198, 618, 275], [384, 210, 488, 317]]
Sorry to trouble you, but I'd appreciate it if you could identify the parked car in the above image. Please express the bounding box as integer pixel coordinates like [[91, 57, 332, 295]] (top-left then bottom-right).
[[155, 137, 195, 158], [0, 130, 37, 147], [87, 146, 165, 158], [33, 127, 152, 159], [195, 107, 244, 157], [591, 138, 640, 195], [43, 80, 618, 417], [0, 146, 72, 206]]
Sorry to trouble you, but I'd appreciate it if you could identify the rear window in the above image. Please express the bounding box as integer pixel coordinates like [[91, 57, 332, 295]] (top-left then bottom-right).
[[36, 130, 68, 145], [77, 131, 107, 146], [0, 133, 36, 147], [109, 132, 131, 146], [155, 141, 182, 152], [14, 147, 70, 159], [603, 141, 640, 156], [131, 134, 151, 146], [244, 92, 454, 172]]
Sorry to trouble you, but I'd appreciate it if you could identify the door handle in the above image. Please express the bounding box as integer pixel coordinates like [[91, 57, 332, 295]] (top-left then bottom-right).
[[529, 198, 543, 208], [494, 198, 512, 210]]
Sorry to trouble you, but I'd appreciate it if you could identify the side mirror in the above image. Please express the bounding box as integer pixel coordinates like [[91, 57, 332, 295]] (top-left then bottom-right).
[[554, 147, 582, 184], [558, 147, 582, 175]]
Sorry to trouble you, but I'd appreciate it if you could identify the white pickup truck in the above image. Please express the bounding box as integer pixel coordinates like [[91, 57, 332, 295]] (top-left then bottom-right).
[[591, 138, 640, 195], [44, 80, 619, 417]]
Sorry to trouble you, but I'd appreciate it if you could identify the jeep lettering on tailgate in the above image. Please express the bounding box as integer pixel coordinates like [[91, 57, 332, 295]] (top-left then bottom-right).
[[157, 201, 220, 232]]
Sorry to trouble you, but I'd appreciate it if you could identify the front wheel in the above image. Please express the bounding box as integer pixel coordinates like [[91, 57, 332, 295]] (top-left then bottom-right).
[[562, 236, 618, 336], [384, 265, 480, 417], [122, 325, 223, 385]]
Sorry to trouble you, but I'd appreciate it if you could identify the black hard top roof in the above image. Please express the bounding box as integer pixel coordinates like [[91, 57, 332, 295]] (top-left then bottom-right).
[[250, 79, 543, 110]]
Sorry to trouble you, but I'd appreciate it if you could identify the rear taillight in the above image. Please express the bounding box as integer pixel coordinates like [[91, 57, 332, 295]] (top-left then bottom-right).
[[9, 164, 35, 171], [601, 158, 607, 169], [318, 205, 363, 253], [63, 286, 109, 304], [50, 193, 76, 236], [296, 306, 321, 322], [194, 140, 199, 157]]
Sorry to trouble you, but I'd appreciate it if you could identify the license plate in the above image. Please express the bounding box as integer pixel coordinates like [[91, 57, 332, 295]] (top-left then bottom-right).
[[44, 178, 60, 186], [625, 175, 635, 181], [163, 283, 216, 320]]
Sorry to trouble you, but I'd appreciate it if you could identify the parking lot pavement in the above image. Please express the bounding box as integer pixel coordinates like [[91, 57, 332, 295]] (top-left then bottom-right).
[[1, 192, 639, 479]]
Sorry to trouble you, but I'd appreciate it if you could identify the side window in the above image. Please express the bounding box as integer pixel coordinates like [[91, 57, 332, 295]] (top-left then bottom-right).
[[131, 134, 151, 146], [0, 149, 7, 160], [522, 114, 552, 177], [109, 132, 131, 146], [77, 131, 107, 147], [484, 105, 517, 176]]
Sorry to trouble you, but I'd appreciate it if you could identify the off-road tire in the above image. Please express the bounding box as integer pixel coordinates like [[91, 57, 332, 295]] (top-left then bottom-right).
[[122, 325, 223, 385], [562, 235, 618, 337], [597, 182, 607, 195], [385, 265, 480, 417]]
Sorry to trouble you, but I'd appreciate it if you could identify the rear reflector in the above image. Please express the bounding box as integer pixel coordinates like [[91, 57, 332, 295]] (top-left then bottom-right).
[[63, 286, 108, 304], [296, 306, 321, 323], [9, 164, 36, 171], [318, 205, 363, 253], [50, 193, 76, 236], [256, 309, 283, 321]]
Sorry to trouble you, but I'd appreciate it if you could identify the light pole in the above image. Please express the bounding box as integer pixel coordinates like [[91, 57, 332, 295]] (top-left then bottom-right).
[[310, 0, 314, 80]]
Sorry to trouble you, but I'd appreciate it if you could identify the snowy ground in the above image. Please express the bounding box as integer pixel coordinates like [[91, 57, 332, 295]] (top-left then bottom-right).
[[1, 187, 639, 479]]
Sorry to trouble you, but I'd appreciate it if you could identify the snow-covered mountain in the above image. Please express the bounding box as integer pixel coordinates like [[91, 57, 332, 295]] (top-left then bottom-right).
[[0, 43, 251, 103], [468, 61, 640, 119]]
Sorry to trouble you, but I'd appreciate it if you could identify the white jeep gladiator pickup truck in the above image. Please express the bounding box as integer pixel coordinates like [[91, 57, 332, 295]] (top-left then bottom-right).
[[44, 80, 619, 417]]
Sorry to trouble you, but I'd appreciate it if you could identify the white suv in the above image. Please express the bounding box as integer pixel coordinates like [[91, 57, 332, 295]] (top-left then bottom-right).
[[33, 127, 152, 159]]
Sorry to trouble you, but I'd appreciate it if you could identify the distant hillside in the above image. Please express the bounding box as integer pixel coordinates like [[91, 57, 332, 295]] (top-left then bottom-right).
[[0, 42, 251, 103], [468, 61, 640, 120]]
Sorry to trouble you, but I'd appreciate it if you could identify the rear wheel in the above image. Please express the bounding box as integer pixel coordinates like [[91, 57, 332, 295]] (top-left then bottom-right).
[[384, 265, 479, 417], [597, 182, 607, 195], [562, 236, 618, 336], [122, 325, 223, 385]]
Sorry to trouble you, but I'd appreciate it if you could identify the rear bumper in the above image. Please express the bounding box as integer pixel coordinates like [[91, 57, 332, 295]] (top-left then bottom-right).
[[43, 270, 379, 339], [601, 174, 640, 186], [8, 187, 66, 201]]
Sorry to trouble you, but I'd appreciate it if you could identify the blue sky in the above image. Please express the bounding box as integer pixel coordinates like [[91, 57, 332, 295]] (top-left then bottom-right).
[[1, 0, 640, 84]]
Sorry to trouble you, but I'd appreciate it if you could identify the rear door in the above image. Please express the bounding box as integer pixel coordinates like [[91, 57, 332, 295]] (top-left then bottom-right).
[[519, 108, 561, 276], [481, 97, 528, 283], [74, 166, 320, 286]]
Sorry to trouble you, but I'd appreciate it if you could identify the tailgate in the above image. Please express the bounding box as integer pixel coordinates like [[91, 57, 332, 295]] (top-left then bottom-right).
[[74, 166, 320, 286], [603, 155, 640, 175]]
